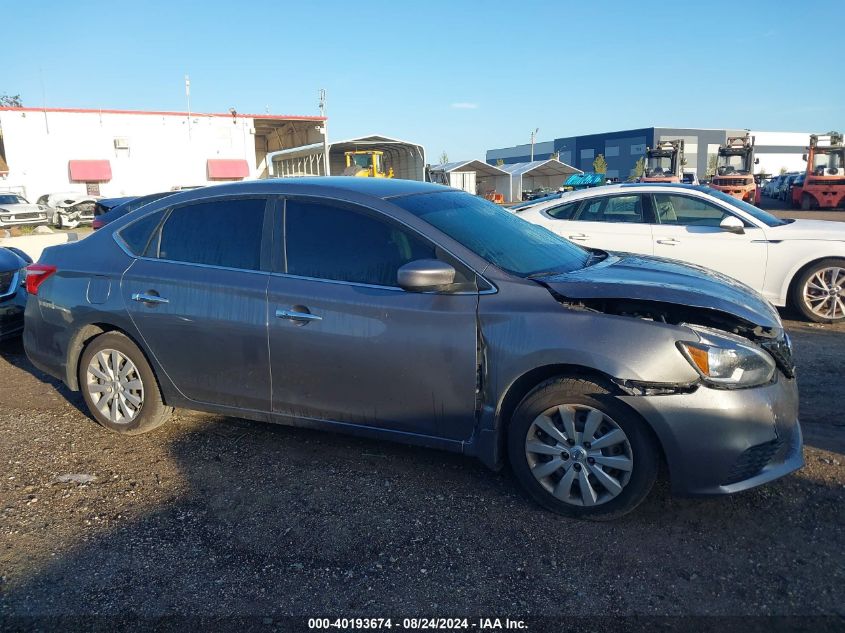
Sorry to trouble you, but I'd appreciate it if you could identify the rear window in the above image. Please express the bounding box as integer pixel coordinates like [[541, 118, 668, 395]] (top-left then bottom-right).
[[119, 210, 166, 256], [157, 199, 266, 270]]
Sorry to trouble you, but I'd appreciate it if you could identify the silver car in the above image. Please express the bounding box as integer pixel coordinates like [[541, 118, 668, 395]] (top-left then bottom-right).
[[0, 193, 49, 229], [23, 178, 803, 519]]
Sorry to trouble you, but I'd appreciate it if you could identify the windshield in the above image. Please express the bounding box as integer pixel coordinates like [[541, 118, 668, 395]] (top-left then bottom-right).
[[699, 186, 787, 227], [716, 154, 750, 175], [811, 149, 844, 177], [0, 195, 27, 205], [646, 155, 673, 176], [392, 191, 591, 277]]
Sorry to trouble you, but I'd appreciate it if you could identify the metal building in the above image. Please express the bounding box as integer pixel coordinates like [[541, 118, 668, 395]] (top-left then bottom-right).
[[487, 127, 815, 180], [269, 135, 426, 181], [428, 160, 511, 197]]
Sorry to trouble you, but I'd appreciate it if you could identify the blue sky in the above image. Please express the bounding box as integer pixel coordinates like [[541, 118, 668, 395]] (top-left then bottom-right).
[[6, 0, 845, 161]]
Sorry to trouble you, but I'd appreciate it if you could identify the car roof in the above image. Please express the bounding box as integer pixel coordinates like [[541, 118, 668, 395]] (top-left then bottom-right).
[[163, 177, 448, 201], [529, 182, 718, 204]]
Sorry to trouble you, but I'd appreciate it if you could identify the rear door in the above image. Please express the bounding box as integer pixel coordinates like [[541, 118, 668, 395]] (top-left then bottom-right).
[[121, 196, 273, 411], [541, 193, 655, 255], [649, 192, 768, 290], [267, 197, 480, 441]]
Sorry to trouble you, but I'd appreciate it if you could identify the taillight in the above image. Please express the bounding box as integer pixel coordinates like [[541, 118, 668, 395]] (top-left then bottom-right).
[[92, 218, 104, 230], [25, 264, 57, 295]]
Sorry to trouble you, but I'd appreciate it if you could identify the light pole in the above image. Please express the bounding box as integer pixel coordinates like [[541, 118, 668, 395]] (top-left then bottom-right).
[[530, 128, 539, 162], [319, 89, 329, 176]]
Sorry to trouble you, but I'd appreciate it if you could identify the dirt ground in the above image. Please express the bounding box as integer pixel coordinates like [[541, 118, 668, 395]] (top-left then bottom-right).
[[0, 314, 843, 627]]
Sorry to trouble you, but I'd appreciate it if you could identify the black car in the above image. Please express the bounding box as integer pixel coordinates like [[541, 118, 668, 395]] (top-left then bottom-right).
[[92, 191, 180, 229], [523, 187, 556, 201], [0, 246, 31, 341], [92, 197, 137, 218]]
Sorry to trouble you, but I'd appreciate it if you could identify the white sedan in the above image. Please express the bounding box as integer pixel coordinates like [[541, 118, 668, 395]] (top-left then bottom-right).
[[517, 183, 845, 322]]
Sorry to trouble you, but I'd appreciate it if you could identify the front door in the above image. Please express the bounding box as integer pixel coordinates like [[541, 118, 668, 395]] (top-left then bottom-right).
[[122, 197, 273, 411], [268, 198, 479, 441], [649, 192, 768, 291]]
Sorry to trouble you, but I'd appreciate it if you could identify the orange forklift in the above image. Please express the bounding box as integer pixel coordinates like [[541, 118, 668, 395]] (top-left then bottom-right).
[[710, 134, 759, 205], [640, 140, 684, 182], [798, 132, 845, 210]]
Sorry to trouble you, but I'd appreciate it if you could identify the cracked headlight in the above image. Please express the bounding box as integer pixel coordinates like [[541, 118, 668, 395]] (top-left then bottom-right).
[[677, 326, 776, 388]]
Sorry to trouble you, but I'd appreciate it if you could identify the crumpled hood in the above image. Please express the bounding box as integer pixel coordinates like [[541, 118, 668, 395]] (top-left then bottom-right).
[[540, 253, 782, 330], [766, 219, 845, 241]]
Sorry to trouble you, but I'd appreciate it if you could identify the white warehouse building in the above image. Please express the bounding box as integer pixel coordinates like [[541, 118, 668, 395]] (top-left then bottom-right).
[[0, 106, 326, 201]]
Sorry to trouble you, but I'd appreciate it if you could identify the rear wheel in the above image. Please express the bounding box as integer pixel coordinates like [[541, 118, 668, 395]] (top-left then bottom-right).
[[508, 377, 659, 520], [801, 194, 813, 211], [791, 258, 845, 323], [78, 332, 173, 434]]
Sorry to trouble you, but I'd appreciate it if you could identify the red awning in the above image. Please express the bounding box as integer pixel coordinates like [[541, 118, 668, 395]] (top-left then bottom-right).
[[68, 160, 112, 182], [207, 159, 250, 180]]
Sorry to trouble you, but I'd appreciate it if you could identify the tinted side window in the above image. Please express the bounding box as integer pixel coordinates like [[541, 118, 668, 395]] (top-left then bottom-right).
[[285, 201, 439, 287], [157, 199, 265, 270], [119, 210, 166, 256], [652, 194, 733, 227], [574, 195, 644, 223], [545, 201, 580, 220]]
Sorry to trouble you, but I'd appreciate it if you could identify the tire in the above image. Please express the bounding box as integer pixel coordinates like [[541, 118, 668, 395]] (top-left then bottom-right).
[[78, 331, 173, 434], [507, 377, 659, 520], [791, 258, 845, 323], [801, 194, 812, 211]]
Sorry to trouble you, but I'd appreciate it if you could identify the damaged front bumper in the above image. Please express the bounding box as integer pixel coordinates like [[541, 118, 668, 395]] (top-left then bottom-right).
[[53, 201, 97, 228], [619, 374, 803, 496]]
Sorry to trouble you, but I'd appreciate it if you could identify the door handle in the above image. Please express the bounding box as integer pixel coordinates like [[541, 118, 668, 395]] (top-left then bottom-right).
[[275, 308, 322, 323], [568, 234, 590, 241], [656, 239, 680, 245], [131, 292, 169, 305]]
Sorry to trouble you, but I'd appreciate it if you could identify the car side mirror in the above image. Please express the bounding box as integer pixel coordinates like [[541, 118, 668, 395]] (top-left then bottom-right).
[[397, 259, 456, 292], [802, 154, 807, 162], [719, 215, 745, 234], [755, 158, 760, 164]]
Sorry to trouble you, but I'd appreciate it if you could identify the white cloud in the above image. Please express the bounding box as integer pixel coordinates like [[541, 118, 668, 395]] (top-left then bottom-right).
[[451, 102, 479, 110]]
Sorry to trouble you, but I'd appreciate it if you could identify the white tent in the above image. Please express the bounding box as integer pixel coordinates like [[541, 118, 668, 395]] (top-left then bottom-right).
[[499, 159, 581, 202], [428, 160, 510, 196], [268, 134, 426, 181]]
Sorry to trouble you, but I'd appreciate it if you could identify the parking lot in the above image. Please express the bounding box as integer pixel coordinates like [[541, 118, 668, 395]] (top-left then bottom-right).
[[2, 193, 844, 625]]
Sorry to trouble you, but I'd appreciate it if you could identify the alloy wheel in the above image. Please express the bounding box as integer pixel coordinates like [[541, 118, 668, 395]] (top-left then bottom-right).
[[803, 266, 845, 319], [85, 349, 145, 424], [524, 404, 633, 507]]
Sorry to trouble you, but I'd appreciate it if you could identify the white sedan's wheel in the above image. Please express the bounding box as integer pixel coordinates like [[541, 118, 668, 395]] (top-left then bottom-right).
[[793, 259, 845, 323]]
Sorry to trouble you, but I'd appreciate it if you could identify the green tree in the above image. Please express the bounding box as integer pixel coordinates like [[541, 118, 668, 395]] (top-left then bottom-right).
[[779, 166, 788, 175], [593, 153, 607, 174], [496, 158, 505, 167], [551, 151, 560, 161], [0, 94, 23, 107], [628, 156, 646, 181]]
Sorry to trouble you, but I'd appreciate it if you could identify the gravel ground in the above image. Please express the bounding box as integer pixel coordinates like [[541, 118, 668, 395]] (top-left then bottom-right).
[[0, 319, 843, 626]]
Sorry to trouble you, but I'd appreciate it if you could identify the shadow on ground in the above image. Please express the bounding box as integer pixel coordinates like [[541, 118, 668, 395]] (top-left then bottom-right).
[[1, 410, 843, 621]]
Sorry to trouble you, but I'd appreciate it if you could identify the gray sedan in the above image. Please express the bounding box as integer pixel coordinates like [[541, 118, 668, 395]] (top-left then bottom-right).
[[22, 178, 803, 519]]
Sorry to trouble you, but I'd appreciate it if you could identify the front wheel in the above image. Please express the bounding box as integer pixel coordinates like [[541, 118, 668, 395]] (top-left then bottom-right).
[[791, 258, 845, 323], [78, 331, 173, 434], [508, 377, 659, 520]]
